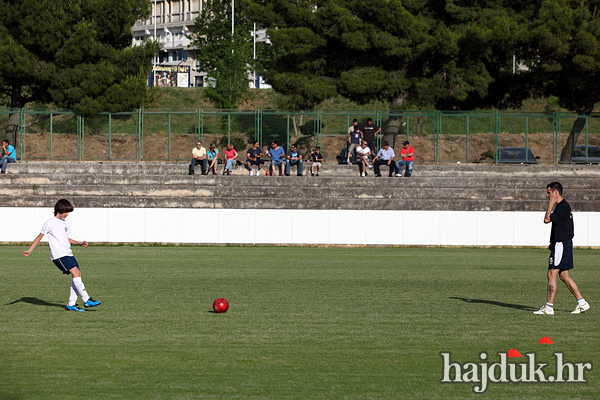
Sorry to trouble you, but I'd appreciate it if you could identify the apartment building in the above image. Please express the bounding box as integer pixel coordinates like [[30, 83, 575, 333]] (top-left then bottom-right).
[[132, 0, 202, 87], [132, 0, 270, 88]]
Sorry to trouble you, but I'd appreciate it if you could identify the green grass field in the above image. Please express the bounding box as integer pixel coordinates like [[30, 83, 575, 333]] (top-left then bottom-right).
[[1, 245, 598, 399]]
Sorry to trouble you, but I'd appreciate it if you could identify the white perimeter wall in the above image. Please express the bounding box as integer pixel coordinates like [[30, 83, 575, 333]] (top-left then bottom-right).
[[3, 208, 600, 247]]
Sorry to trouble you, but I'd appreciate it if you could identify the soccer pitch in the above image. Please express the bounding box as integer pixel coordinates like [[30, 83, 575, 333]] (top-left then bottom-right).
[[1, 245, 598, 399]]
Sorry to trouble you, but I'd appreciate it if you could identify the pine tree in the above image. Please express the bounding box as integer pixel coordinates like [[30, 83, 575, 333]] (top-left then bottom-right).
[[189, 0, 254, 109], [0, 0, 158, 144]]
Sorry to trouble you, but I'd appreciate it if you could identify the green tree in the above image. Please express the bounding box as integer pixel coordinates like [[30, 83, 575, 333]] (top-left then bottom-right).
[[247, 0, 524, 147], [526, 0, 600, 162], [0, 0, 158, 145], [189, 0, 254, 109]]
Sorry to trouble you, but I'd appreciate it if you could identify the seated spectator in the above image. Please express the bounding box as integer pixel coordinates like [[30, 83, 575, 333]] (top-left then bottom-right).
[[246, 141, 265, 176], [189, 141, 207, 175], [1, 140, 16, 174], [356, 141, 372, 177], [207, 143, 219, 175], [372, 141, 397, 177], [223, 143, 238, 175], [396, 140, 415, 177], [268, 141, 285, 176], [285, 143, 304, 176], [310, 147, 323, 176]]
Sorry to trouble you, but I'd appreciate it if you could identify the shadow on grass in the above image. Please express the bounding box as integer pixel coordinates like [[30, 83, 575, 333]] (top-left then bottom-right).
[[449, 297, 537, 311], [7, 297, 65, 309]]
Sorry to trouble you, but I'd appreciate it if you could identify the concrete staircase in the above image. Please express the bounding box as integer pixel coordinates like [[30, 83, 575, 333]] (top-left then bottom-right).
[[2, 161, 600, 211]]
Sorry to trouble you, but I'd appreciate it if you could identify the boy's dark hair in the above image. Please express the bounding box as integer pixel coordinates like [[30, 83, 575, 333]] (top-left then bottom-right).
[[3, 139, 9, 145], [354, 125, 360, 130], [382, 141, 389, 147], [367, 118, 373, 123], [547, 182, 563, 196], [352, 119, 358, 123], [54, 199, 74, 215], [271, 141, 278, 146]]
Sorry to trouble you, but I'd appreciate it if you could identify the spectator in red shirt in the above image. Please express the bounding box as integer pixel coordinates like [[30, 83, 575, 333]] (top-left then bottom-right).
[[396, 140, 415, 177]]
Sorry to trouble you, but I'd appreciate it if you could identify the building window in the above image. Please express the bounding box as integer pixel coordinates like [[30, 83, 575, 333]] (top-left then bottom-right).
[[173, 49, 184, 61]]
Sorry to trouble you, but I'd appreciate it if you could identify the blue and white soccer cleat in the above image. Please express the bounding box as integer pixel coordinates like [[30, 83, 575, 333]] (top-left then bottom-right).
[[66, 304, 86, 312], [83, 298, 101, 308]]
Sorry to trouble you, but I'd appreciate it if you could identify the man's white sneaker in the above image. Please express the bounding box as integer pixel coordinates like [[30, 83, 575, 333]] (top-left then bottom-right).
[[368, 164, 373, 169], [361, 172, 365, 177], [256, 170, 260, 176], [533, 305, 554, 315], [395, 174, 402, 177], [249, 170, 254, 176], [571, 302, 590, 314]]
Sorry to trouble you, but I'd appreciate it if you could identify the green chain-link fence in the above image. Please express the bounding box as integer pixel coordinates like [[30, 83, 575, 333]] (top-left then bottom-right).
[[4, 108, 600, 163]]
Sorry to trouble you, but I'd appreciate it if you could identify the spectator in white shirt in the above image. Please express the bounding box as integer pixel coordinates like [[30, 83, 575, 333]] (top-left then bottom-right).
[[356, 141, 372, 177]]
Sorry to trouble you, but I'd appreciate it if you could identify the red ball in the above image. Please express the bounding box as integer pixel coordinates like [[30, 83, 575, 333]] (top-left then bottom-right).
[[213, 298, 229, 313]]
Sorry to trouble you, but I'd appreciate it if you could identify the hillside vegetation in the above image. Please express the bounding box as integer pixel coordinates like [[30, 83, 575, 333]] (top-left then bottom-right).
[[145, 87, 572, 113]]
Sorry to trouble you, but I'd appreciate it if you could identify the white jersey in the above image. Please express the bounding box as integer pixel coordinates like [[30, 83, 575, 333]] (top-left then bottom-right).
[[357, 146, 371, 156], [40, 217, 73, 260]]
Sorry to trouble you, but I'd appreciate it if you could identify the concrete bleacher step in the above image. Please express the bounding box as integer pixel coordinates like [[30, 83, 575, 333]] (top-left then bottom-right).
[[0, 194, 558, 211], [6, 160, 600, 177], [2, 161, 600, 211], [0, 184, 569, 200], [5, 172, 600, 190]]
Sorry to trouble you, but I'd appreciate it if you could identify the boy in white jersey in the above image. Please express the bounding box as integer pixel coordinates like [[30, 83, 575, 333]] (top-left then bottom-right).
[[22, 199, 101, 312]]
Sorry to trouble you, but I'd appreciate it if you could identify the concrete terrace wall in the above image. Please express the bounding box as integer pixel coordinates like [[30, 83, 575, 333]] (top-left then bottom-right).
[[2, 161, 600, 246], [2, 207, 600, 247]]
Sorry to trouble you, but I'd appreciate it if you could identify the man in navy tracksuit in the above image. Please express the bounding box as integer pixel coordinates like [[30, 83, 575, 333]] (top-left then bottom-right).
[[533, 182, 590, 315]]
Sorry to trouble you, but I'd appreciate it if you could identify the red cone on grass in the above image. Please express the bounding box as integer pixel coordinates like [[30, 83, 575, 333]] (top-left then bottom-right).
[[507, 349, 522, 357], [538, 336, 554, 344]]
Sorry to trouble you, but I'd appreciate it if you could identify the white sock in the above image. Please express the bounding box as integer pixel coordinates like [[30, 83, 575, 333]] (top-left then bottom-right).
[[72, 277, 90, 302], [546, 302, 553, 309], [69, 282, 79, 306], [578, 298, 587, 306]]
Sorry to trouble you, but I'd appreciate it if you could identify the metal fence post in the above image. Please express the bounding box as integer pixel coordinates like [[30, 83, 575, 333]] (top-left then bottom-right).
[[286, 114, 290, 150], [317, 109, 321, 149], [199, 109, 203, 142], [466, 115, 469, 162], [254, 110, 263, 147], [227, 113, 231, 146], [77, 114, 82, 161], [17, 109, 22, 160], [585, 115, 589, 163], [108, 113, 112, 160], [49, 112, 53, 160], [525, 116, 529, 162], [435, 111, 440, 163], [553, 112, 557, 164], [138, 109, 143, 161], [168, 113, 172, 160]]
